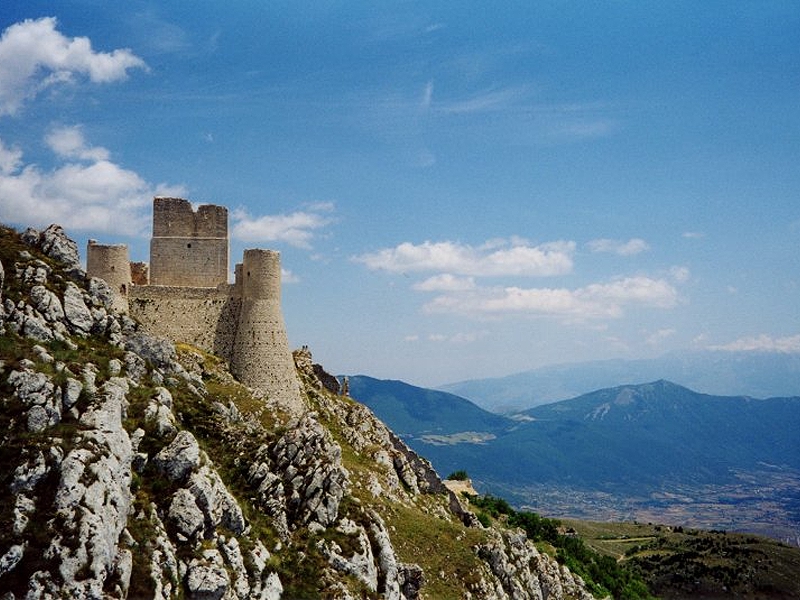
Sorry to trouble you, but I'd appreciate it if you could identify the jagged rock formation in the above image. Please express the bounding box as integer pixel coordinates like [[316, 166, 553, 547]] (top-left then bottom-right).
[[0, 222, 596, 599]]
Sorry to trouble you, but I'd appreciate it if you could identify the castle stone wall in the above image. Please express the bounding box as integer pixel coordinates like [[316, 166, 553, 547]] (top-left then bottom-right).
[[150, 238, 229, 287], [129, 285, 240, 361], [150, 197, 229, 287], [130, 262, 149, 285]]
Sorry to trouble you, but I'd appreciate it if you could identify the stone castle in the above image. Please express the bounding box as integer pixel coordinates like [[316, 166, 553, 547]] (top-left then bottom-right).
[[87, 197, 303, 413]]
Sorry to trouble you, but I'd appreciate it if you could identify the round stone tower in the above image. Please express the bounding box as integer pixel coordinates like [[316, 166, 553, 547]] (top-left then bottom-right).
[[86, 241, 131, 313], [230, 249, 304, 414]]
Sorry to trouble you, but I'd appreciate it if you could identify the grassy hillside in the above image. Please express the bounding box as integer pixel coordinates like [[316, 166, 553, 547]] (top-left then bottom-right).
[[563, 519, 800, 599]]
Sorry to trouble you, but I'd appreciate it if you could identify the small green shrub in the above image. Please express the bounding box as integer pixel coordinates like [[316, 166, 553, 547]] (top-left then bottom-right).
[[476, 512, 492, 528]]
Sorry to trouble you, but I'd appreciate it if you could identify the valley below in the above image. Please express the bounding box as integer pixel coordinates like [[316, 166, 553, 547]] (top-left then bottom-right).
[[348, 375, 800, 550], [487, 466, 800, 547]]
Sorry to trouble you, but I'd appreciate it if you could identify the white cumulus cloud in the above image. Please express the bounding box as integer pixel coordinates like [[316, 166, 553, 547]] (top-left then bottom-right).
[[0, 17, 147, 116], [45, 125, 110, 161], [708, 334, 800, 354], [587, 238, 650, 256], [354, 239, 575, 277], [423, 276, 679, 320], [0, 131, 184, 235], [231, 205, 335, 249]]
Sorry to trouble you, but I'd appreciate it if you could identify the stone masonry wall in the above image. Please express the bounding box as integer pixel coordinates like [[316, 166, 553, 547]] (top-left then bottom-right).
[[149, 197, 228, 287], [128, 285, 240, 362], [149, 238, 229, 287]]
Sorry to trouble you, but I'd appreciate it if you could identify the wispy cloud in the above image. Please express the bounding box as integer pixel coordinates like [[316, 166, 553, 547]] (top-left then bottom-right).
[[0, 17, 146, 116], [412, 274, 476, 292], [420, 80, 434, 110], [0, 129, 183, 235], [426, 331, 487, 344], [587, 238, 650, 256], [438, 85, 530, 115], [423, 276, 679, 320], [670, 266, 691, 283], [646, 328, 676, 346], [231, 204, 335, 249], [708, 334, 800, 353], [354, 239, 575, 277]]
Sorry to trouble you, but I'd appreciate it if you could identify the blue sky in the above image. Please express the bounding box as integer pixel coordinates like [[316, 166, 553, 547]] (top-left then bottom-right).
[[1, 2, 799, 387]]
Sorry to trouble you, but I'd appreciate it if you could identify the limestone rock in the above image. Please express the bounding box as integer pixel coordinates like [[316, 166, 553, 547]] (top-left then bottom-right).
[[261, 572, 284, 600], [125, 332, 183, 374], [477, 529, 595, 600], [124, 350, 147, 383], [29, 284, 64, 322], [187, 465, 247, 536], [88, 276, 116, 310], [8, 367, 61, 432], [168, 488, 205, 541], [63, 281, 94, 335], [154, 430, 201, 481], [186, 549, 230, 600], [62, 377, 83, 410], [268, 413, 349, 529], [20, 308, 55, 342], [17, 258, 50, 285], [320, 518, 379, 593], [145, 388, 178, 437], [0, 545, 24, 578], [38, 223, 82, 273]]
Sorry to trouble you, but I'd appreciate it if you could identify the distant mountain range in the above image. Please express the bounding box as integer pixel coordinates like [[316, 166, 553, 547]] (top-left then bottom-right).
[[439, 350, 800, 412], [348, 375, 800, 541], [346, 375, 510, 439]]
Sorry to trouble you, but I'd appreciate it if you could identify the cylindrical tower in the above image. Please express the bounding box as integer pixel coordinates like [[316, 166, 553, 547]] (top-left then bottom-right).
[[230, 249, 304, 414], [86, 241, 131, 313], [241, 249, 281, 301]]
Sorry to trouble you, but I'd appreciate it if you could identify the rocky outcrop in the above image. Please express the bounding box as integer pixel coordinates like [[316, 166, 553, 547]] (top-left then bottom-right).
[[476, 530, 595, 600], [247, 412, 349, 538], [0, 224, 597, 600], [23, 224, 82, 275]]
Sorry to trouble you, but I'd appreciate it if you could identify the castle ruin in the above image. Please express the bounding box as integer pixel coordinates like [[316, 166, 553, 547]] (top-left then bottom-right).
[[87, 197, 304, 414]]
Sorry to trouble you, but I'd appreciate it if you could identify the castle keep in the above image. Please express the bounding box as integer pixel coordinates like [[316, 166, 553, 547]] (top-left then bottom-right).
[[87, 197, 303, 413]]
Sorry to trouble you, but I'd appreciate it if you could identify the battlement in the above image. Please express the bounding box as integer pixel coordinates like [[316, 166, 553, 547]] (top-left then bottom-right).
[[152, 197, 227, 238]]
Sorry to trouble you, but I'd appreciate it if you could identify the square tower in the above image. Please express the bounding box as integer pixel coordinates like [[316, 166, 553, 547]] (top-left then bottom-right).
[[149, 197, 229, 287]]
